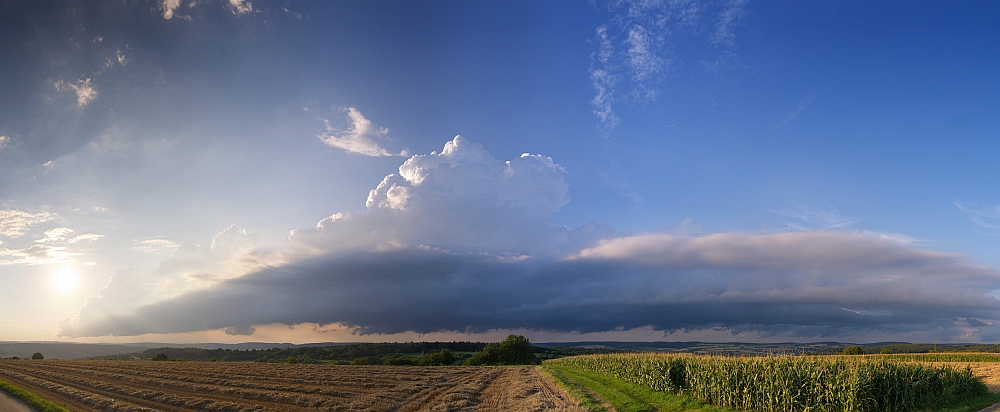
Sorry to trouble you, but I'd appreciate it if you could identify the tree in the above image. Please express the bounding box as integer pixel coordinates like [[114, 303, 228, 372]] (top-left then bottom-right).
[[153, 353, 169, 361], [31, 352, 44, 360], [880, 348, 892, 354], [843, 346, 864, 355], [420, 349, 455, 366], [464, 335, 538, 366]]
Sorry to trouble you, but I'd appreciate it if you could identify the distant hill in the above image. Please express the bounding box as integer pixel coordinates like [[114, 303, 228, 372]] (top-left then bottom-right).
[[7, 340, 1000, 361], [0, 342, 150, 359], [0, 341, 354, 360]]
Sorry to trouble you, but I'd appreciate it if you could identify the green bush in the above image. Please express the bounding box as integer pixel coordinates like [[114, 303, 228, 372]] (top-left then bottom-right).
[[152, 353, 169, 361], [350, 357, 369, 365], [420, 349, 455, 366], [31, 352, 44, 360], [383, 356, 416, 366]]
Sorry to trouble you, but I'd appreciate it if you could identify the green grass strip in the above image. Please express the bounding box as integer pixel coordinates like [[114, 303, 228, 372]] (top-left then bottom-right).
[[925, 392, 1000, 412], [539, 366, 610, 411], [0, 378, 70, 412], [546, 364, 734, 412]]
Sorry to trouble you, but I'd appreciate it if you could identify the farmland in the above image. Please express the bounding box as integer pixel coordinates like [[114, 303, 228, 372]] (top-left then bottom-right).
[[0, 360, 581, 411], [546, 354, 1000, 412]]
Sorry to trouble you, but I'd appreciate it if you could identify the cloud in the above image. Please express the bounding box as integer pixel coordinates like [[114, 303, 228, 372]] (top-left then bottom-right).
[[54, 78, 98, 106], [228, 0, 253, 15], [133, 239, 181, 252], [0, 209, 55, 238], [0, 244, 79, 266], [590, 0, 748, 128], [955, 200, 1000, 229], [224, 324, 256, 335], [60, 232, 1000, 340], [317, 108, 408, 157], [0, 136, 9, 150], [36, 228, 74, 243], [69, 234, 104, 243], [61, 225, 279, 336], [60, 138, 1000, 341], [773, 205, 862, 230], [160, 0, 182, 19], [294, 135, 588, 256]]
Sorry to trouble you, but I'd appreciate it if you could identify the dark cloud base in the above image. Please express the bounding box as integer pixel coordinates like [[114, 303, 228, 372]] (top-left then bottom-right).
[[61, 241, 1000, 341]]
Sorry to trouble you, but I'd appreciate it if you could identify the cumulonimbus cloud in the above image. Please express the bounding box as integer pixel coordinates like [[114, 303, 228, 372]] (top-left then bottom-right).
[[60, 138, 1000, 342]]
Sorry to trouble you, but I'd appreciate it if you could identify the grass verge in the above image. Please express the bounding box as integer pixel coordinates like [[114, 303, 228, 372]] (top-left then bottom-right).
[[544, 364, 733, 412], [0, 378, 70, 412], [540, 365, 610, 411]]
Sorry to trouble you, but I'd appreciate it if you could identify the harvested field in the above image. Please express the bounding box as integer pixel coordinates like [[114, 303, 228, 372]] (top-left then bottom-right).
[[929, 363, 1000, 393], [0, 360, 582, 412]]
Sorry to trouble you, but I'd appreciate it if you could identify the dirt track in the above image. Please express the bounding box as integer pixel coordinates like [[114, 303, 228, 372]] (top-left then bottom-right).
[[0, 360, 581, 411]]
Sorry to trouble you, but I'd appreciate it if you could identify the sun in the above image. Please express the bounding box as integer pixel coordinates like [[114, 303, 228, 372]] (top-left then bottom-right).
[[51, 267, 79, 293]]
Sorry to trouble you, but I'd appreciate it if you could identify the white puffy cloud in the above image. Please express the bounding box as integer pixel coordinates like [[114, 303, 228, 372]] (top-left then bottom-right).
[[160, 0, 182, 19], [0, 135, 9, 150], [317, 108, 407, 157], [55, 78, 98, 106], [294, 135, 587, 257]]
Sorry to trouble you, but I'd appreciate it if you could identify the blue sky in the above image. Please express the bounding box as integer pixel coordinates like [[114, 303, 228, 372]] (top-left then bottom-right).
[[1, 0, 1000, 344]]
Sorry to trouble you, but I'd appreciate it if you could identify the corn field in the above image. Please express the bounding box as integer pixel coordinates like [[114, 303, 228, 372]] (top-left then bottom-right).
[[546, 354, 989, 412]]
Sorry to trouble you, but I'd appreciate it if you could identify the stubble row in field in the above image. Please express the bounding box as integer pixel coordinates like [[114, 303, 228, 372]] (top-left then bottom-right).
[[0, 360, 581, 412]]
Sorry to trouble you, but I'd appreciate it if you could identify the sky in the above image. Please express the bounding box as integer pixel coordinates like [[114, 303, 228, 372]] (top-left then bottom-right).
[[1, 0, 999, 344]]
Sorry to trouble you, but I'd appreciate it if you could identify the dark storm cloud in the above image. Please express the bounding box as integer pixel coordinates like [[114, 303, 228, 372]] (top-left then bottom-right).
[[60, 232, 1000, 340]]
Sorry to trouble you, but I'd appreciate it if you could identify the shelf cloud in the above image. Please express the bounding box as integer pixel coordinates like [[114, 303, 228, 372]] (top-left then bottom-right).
[[59, 138, 1000, 341]]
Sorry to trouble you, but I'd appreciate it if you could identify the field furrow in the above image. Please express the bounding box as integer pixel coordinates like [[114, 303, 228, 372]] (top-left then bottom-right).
[[0, 360, 580, 411]]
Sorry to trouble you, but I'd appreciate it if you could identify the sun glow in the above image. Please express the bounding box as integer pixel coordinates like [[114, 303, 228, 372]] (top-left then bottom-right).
[[51, 267, 79, 293]]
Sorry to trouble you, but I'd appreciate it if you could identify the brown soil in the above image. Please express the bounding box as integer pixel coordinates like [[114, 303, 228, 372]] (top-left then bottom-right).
[[0, 360, 582, 412]]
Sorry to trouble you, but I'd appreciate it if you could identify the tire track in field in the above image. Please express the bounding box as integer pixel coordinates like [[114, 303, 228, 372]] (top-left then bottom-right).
[[0, 366, 95, 412], [396, 367, 503, 411], [0, 366, 154, 412], [1, 362, 296, 412], [18, 361, 345, 408], [477, 367, 585, 412]]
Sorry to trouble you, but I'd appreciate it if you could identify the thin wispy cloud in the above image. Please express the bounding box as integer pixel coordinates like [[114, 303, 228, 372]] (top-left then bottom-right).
[[0, 209, 55, 238], [955, 200, 1000, 229], [317, 107, 408, 157], [590, 0, 747, 130], [772, 94, 819, 131], [133, 239, 181, 252], [773, 204, 862, 230], [0, 135, 9, 150]]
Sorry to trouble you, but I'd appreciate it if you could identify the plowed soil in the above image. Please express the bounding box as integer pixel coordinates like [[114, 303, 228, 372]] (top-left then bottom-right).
[[0, 360, 583, 412]]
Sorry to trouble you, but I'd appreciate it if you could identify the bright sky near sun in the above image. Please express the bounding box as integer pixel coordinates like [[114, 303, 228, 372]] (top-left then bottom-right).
[[1, 1, 1000, 344]]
